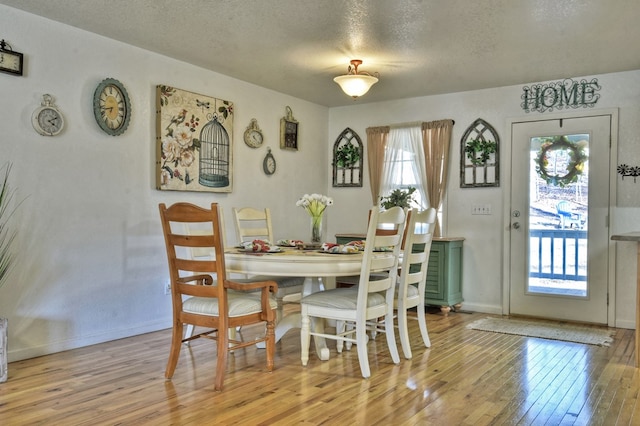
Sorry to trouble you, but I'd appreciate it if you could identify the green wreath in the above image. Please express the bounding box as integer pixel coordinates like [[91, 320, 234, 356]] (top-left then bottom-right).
[[334, 143, 360, 168], [464, 139, 497, 166], [535, 136, 587, 187]]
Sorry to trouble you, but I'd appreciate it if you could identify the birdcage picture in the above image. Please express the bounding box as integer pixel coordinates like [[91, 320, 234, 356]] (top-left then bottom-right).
[[155, 85, 233, 193]]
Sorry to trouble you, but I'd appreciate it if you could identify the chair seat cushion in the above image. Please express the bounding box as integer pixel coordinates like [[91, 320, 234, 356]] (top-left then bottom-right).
[[397, 283, 419, 298], [233, 275, 304, 298], [183, 292, 277, 317], [301, 288, 385, 310], [335, 273, 388, 287], [253, 275, 304, 289]]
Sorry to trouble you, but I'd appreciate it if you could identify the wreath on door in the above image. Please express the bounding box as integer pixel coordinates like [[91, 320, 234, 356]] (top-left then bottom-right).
[[535, 135, 587, 187]]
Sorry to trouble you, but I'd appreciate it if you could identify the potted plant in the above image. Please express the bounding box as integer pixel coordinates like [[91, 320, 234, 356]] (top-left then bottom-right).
[[380, 187, 416, 209], [0, 163, 17, 383]]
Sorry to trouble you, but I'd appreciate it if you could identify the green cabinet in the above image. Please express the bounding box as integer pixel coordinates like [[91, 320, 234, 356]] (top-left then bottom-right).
[[425, 238, 464, 315]]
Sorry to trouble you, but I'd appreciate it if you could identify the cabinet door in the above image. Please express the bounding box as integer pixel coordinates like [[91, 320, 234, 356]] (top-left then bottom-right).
[[425, 242, 446, 302]]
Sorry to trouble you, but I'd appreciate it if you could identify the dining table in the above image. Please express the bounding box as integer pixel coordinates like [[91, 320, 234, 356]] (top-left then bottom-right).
[[224, 246, 394, 360]]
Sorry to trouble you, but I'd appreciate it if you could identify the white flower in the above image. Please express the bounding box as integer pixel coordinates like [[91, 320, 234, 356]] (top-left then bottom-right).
[[297, 193, 333, 217], [179, 149, 195, 167], [162, 137, 181, 163], [174, 125, 193, 148]]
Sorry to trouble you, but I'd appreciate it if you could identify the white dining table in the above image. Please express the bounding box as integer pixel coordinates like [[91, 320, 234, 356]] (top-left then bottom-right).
[[225, 248, 393, 360]]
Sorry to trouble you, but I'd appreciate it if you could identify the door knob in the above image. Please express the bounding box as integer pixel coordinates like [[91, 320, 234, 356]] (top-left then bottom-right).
[[512, 222, 520, 229]]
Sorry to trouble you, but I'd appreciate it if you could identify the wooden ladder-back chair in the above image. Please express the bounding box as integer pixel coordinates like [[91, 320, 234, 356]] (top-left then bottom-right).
[[300, 206, 405, 378], [159, 202, 278, 391], [233, 207, 305, 318]]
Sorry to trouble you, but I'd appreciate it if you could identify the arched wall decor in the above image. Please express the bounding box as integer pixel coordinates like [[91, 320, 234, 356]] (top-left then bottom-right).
[[460, 118, 500, 188], [332, 127, 363, 187]]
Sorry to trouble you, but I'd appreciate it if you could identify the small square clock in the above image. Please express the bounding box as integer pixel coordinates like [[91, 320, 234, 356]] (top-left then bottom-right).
[[0, 40, 23, 76], [280, 105, 298, 151]]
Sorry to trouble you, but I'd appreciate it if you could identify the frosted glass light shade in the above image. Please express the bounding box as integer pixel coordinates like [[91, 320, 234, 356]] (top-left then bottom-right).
[[333, 74, 379, 99]]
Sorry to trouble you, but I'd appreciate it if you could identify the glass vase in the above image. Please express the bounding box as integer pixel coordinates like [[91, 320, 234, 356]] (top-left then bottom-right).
[[310, 214, 323, 243]]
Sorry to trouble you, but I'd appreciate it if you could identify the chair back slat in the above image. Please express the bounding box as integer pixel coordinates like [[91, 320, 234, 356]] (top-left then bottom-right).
[[233, 207, 275, 244], [358, 206, 406, 297], [401, 207, 437, 289], [159, 203, 226, 303]]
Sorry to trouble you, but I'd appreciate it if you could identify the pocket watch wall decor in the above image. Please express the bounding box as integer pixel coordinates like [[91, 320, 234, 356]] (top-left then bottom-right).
[[93, 78, 131, 136], [263, 147, 276, 175], [243, 118, 264, 148], [32, 94, 65, 136], [0, 40, 23, 76]]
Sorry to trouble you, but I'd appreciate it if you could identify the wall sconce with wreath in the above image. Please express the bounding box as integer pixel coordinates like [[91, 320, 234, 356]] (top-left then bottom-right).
[[460, 118, 500, 188]]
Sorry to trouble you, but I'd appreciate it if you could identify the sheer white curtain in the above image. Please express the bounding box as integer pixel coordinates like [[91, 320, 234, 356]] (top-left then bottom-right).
[[380, 124, 430, 209]]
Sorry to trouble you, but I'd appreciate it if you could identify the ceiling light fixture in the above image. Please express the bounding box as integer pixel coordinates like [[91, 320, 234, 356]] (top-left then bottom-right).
[[333, 59, 379, 99]]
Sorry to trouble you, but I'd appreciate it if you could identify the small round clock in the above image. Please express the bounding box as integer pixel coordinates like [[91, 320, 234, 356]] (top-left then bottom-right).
[[93, 78, 131, 136], [32, 94, 65, 136], [243, 118, 264, 148], [263, 147, 276, 175]]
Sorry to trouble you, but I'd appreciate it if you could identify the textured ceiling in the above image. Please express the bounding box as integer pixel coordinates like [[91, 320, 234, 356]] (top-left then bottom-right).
[[2, 0, 640, 107]]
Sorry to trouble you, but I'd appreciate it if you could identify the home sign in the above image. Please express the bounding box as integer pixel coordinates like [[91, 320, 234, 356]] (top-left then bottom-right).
[[521, 78, 600, 113]]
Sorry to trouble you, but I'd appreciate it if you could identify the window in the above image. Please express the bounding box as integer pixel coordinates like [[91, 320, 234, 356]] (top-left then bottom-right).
[[386, 147, 426, 209], [381, 126, 427, 210], [381, 126, 445, 230]]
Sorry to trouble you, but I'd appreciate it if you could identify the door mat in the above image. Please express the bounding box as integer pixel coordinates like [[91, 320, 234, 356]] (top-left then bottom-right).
[[467, 317, 614, 346]]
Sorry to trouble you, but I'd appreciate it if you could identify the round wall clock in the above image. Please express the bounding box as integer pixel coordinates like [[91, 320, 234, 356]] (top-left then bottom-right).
[[263, 147, 276, 175], [32, 94, 65, 136], [93, 78, 131, 136], [244, 118, 264, 148]]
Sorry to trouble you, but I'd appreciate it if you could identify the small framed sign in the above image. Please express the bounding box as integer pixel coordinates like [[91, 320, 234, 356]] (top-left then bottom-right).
[[280, 105, 298, 151]]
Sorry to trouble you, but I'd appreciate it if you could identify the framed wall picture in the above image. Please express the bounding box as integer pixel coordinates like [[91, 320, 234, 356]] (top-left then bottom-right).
[[460, 118, 500, 188], [280, 105, 298, 151], [155, 85, 234, 193]]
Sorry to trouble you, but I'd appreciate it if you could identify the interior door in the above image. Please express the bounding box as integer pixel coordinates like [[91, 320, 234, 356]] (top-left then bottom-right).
[[509, 115, 611, 324]]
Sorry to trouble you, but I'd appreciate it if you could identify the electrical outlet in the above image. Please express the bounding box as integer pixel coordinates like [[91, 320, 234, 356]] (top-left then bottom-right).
[[164, 281, 171, 295], [471, 204, 492, 215]]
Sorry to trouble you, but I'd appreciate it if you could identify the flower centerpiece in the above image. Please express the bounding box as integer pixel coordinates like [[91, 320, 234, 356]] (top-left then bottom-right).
[[296, 193, 333, 243]]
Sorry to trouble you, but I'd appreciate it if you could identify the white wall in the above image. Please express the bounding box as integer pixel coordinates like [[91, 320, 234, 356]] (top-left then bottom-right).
[[327, 71, 640, 326], [0, 6, 328, 362]]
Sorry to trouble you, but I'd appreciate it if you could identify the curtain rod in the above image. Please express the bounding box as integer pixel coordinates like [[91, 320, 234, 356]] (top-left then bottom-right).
[[388, 119, 455, 129]]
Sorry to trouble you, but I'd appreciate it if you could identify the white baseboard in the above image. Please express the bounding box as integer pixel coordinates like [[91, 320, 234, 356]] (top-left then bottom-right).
[[457, 302, 502, 315], [8, 318, 172, 363]]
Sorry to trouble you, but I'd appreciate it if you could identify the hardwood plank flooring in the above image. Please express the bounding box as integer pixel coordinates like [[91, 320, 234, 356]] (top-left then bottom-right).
[[0, 309, 637, 425]]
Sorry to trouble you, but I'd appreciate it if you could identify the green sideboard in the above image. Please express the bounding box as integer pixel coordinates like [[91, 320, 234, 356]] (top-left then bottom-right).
[[335, 234, 464, 315]]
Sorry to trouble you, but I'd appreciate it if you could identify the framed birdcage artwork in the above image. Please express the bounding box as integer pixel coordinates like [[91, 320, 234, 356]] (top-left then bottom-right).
[[155, 85, 234, 193]]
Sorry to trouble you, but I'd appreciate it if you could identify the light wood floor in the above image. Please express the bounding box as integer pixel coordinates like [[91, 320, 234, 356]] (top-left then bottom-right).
[[1, 308, 638, 425]]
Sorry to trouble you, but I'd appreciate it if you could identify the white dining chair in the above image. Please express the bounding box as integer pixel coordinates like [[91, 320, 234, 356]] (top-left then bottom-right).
[[300, 206, 405, 378], [390, 207, 437, 359], [233, 207, 304, 319]]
